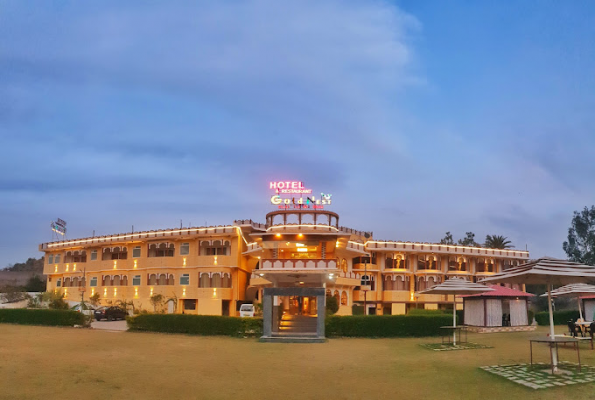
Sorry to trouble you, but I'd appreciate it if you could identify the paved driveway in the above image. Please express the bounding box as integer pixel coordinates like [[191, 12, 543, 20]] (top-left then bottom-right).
[[90, 320, 128, 331]]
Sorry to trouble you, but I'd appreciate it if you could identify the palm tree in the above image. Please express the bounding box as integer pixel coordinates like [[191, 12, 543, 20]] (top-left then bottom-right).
[[484, 235, 513, 249]]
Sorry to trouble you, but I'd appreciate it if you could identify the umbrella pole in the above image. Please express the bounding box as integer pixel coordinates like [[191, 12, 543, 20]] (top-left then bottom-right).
[[578, 297, 584, 320], [547, 285, 558, 371], [453, 295, 457, 346]]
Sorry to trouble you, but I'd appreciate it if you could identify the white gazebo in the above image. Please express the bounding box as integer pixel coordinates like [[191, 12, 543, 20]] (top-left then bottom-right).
[[462, 285, 534, 331], [481, 257, 595, 372]]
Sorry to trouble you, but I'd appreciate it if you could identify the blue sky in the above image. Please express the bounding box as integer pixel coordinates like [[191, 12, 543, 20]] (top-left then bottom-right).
[[1, 1, 594, 267]]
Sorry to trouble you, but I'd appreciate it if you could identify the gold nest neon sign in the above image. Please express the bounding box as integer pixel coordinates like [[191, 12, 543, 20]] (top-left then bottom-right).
[[269, 181, 332, 209]]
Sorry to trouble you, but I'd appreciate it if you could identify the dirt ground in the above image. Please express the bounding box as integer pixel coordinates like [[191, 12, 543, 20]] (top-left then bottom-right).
[[1, 324, 594, 400]]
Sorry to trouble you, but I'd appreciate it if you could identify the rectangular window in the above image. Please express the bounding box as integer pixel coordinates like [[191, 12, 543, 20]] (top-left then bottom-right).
[[180, 243, 189, 255], [90, 277, 97, 287], [132, 275, 141, 286], [90, 250, 97, 261], [48, 254, 54, 264], [54, 254, 61, 263], [56, 279, 62, 287], [180, 274, 190, 285], [133, 246, 141, 258]]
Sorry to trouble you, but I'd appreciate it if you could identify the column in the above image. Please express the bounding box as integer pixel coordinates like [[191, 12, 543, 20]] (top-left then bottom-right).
[[316, 294, 325, 338], [262, 289, 273, 337]]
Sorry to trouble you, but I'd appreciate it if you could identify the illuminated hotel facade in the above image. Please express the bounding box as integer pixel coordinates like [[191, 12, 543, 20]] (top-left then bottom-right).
[[39, 181, 530, 321]]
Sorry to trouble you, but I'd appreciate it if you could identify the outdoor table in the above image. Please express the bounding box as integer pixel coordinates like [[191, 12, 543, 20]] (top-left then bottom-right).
[[440, 326, 467, 345], [529, 337, 581, 374]]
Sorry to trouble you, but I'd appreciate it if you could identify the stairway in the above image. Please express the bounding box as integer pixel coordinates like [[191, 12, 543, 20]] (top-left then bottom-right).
[[275, 314, 318, 337]]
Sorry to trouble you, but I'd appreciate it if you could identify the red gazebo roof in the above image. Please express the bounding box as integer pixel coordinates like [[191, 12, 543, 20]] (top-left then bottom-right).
[[461, 285, 534, 298]]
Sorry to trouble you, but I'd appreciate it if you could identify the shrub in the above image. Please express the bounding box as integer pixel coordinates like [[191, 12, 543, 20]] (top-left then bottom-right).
[[127, 314, 263, 337], [326, 314, 453, 337], [0, 309, 85, 326], [407, 308, 445, 315], [326, 296, 339, 315], [535, 310, 580, 325], [352, 304, 364, 315]]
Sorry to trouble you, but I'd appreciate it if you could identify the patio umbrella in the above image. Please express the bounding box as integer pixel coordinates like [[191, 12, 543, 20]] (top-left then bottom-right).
[[481, 257, 595, 372], [418, 278, 494, 345], [541, 283, 595, 321]]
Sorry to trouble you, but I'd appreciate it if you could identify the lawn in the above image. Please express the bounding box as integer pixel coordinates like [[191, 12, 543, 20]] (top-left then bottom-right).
[[1, 324, 594, 399]]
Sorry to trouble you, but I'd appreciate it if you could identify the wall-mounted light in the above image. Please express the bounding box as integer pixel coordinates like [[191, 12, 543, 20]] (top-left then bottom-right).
[[183, 258, 186, 267], [73, 264, 77, 271], [65, 264, 69, 272], [113, 260, 117, 269], [214, 256, 218, 265], [134, 259, 137, 269]]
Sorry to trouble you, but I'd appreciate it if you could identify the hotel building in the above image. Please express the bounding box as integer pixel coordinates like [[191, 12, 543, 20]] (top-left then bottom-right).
[[39, 181, 529, 337]]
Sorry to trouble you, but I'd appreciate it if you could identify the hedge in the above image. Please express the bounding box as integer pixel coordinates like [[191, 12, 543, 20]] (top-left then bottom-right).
[[127, 314, 263, 337], [0, 309, 86, 326], [535, 310, 580, 326], [325, 314, 454, 337]]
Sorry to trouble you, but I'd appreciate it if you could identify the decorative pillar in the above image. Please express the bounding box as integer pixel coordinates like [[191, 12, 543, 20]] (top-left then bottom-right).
[[262, 288, 273, 337], [317, 293, 325, 338]]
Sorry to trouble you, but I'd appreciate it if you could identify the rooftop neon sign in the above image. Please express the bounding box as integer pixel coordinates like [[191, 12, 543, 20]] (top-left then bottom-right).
[[269, 181, 332, 209]]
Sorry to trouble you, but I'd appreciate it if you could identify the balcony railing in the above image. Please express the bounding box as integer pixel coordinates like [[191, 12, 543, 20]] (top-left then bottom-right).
[[260, 258, 338, 271]]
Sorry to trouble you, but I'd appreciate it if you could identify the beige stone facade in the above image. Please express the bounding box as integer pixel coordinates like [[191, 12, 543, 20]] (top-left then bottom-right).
[[39, 210, 530, 316]]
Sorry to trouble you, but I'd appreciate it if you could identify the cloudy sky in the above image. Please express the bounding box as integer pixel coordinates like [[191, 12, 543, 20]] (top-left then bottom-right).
[[1, 1, 594, 267]]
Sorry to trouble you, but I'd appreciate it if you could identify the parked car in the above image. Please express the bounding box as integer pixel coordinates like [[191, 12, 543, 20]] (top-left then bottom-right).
[[239, 304, 255, 317], [71, 302, 95, 316], [94, 306, 127, 321]]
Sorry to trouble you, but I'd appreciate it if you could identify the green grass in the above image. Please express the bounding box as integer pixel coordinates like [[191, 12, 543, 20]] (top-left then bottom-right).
[[0, 325, 594, 399]]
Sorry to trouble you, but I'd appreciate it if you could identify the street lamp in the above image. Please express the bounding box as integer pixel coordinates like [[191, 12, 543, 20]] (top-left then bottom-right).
[[362, 254, 371, 316]]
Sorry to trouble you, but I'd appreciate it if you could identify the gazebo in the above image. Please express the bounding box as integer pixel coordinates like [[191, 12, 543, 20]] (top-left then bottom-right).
[[462, 285, 534, 332]]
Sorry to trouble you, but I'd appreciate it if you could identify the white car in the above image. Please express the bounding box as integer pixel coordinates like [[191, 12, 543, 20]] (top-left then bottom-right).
[[239, 304, 255, 317], [71, 303, 95, 316]]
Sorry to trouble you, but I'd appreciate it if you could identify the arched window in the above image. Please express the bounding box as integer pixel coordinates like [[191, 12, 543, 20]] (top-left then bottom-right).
[[64, 278, 71, 287], [113, 275, 121, 286], [384, 276, 393, 291], [148, 274, 157, 285], [222, 273, 231, 288], [341, 258, 347, 273], [477, 258, 486, 272], [121, 276, 128, 286], [158, 274, 167, 285], [199, 273, 210, 288], [333, 290, 340, 305], [211, 273, 222, 288], [341, 291, 347, 306], [457, 257, 467, 271], [326, 289, 331, 297]]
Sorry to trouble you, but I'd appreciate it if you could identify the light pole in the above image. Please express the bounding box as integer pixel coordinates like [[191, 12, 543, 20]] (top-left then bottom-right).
[[79, 267, 86, 307], [363, 255, 369, 316]]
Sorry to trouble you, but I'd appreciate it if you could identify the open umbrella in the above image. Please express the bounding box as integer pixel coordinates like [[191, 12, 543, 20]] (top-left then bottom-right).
[[481, 257, 595, 372], [541, 283, 595, 321], [418, 278, 494, 345]]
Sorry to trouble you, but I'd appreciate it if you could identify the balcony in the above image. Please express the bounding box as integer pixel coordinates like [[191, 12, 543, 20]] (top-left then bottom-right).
[[260, 259, 338, 271]]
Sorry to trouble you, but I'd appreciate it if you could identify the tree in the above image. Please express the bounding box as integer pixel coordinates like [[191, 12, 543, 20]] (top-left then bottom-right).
[[484, 235, 513, 249], [89, 292, 101, 307], [439, 232, 454, 245], [24, 275, 46, 292], [150, 293, 164, 313], [326, 295, 339, 315], [458, 232, 479, 247], [563, 206, 595, 265]]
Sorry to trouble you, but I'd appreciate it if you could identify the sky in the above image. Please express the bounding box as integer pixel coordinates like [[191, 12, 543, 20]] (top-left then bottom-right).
[[1, 1, 594, 267]]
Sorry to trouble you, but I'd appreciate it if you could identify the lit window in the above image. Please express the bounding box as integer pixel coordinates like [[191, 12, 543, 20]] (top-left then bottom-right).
[[90, 250, 97, 261], [180, 274, 190, 286], [180, 243, 190, 256], [132, 275, 141, 286], [133, 246, 141, 258], [90, 277, 98, 287]]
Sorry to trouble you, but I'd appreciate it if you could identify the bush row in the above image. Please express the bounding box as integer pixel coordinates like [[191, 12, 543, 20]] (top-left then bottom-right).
[[127, 314, 263, 337], [0, 309, 86, 326], [325, 314, 454, 337], [535, 310, 580, 326]]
